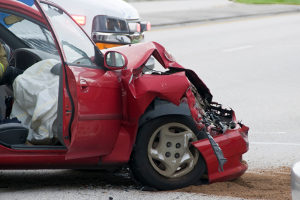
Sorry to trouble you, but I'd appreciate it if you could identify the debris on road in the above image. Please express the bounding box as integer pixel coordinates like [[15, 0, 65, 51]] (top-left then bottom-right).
[[177, 167, 291, 200]]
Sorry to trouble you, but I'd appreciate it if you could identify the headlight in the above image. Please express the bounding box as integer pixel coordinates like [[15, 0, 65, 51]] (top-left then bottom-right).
[[91, 16, 147, 47], [92, 15, 129, 34], [128, 21, 151, 33], [92, 32, 131, 44]]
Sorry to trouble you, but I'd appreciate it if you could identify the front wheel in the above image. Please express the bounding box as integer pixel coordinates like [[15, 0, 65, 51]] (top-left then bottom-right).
[[130, 115, 206, 190]]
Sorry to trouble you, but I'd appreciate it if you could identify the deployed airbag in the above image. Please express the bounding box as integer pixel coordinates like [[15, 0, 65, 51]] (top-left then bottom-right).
[[10, 59, 60, 145]]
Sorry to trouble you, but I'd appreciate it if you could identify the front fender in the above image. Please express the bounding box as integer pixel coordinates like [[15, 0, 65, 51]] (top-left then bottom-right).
[[100, 71, 191, 164], [123, 71, 191, 121], [138, 98, 191, 127]]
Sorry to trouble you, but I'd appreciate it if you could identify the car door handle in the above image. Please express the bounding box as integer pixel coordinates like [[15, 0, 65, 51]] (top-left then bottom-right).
[[80, 79, 89, 92]]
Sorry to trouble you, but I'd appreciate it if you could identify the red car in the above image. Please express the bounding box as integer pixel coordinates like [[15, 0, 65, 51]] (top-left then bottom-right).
[[0, 0, 249, 190]]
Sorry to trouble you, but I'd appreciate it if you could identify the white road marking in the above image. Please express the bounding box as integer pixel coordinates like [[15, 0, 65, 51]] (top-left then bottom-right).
[[251, 131, 288, 135], [247, 171, 290, 175], [251, 142, 300, 146], [223, 45, 253, 52]]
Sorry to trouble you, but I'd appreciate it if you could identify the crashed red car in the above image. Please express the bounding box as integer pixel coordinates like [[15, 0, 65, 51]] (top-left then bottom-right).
[[0, 0, 249, 190]]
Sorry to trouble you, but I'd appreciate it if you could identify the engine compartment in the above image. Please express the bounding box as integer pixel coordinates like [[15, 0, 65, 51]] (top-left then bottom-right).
[[144, 66, 237, 137]]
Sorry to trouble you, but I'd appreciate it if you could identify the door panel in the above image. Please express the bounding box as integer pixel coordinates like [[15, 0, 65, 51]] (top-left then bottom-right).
[[65, 65, 122, 160]]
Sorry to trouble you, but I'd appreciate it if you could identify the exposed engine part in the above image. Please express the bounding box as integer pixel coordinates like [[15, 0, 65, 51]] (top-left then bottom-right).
[[186, 85, 234, 172], [146, 67, 236, 135], [190, 84, 236, 136]]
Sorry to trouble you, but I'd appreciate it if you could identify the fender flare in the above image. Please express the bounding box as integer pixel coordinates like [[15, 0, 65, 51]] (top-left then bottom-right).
[[101, 98, 209, 176], [138, 98, 191, 127]]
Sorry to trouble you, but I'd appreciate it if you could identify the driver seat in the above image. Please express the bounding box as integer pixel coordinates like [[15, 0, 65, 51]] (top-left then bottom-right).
[[0, 122, 28, 146]]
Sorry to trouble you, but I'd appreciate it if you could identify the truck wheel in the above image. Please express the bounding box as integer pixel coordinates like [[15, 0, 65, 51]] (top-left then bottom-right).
[[130, 115, 206, 190]]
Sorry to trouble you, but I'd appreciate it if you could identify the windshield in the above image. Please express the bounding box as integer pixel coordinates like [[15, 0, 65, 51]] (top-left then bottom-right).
[[41, 3, 99, 66], [0, 11, 58, 55]]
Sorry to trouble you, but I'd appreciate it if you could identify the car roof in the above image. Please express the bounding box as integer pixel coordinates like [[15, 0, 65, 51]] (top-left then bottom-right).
[[0, 0, 46, 24]]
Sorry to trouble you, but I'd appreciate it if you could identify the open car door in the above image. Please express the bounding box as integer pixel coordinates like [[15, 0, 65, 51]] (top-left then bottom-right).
[[39, 1, 123, 160]]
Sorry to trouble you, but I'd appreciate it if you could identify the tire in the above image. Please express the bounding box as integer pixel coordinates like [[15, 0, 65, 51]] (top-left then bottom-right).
[[130, 115, 206, 190]]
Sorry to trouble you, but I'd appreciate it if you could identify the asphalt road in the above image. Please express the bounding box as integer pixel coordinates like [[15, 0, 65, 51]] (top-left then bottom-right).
[[1, 13, 300, 200], [145, 13, 300, 170]]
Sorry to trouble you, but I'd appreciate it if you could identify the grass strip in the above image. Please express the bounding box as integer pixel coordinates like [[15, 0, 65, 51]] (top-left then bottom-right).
[[235, 0, 300, 4]]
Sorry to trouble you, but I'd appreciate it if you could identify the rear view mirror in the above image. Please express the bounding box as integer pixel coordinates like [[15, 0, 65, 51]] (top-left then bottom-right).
[[4, 15, 24, 25], [104, 51, 127, 70]]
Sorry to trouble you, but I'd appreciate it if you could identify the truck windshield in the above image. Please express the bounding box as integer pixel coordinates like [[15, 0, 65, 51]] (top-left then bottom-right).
[[41, 3, 99, 66]]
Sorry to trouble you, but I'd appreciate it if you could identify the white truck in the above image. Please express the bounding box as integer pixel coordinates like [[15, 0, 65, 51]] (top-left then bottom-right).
[[50, 0, 151, 50]]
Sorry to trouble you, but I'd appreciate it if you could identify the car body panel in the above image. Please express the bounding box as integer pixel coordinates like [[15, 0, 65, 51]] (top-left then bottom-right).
[[0, 146, 101, 169], [193, 126, 249, 183], [65, 65, 122, 160], [102, 42, 183, 71], [101, 70, 191, 163], [102, 42, 212, 101]]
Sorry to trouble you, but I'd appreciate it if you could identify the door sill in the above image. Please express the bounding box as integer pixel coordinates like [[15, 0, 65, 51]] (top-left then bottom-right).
[[10, 144, 67, 150]]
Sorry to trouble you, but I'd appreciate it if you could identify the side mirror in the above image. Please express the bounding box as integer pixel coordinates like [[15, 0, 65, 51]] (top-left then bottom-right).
[[104, 51, 127, 70]]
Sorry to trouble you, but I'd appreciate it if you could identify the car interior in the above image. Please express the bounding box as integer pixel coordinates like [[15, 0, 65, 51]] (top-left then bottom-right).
[[0, 13, 64, 149]]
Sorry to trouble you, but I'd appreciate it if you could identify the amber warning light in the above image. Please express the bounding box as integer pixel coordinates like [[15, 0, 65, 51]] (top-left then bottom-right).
[[71, 15, 86, 25]]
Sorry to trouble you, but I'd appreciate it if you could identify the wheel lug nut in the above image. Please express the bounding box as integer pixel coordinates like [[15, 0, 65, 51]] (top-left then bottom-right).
[[175, 153, 180, 159], [166, 142, 172, 147], [176, 143, 181, 148], [165, 152, 171, 157]]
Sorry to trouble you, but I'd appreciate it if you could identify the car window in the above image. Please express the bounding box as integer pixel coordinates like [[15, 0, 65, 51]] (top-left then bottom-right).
[[0, 11, 58, 55], [41, 3, 98, 66]]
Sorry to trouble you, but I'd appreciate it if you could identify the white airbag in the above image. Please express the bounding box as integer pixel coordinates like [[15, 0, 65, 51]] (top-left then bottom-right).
[[11, 59, 60, 144]]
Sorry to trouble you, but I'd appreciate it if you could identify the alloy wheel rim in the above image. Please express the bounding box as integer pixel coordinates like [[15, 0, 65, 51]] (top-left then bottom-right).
[[147, 122, 199, 178]]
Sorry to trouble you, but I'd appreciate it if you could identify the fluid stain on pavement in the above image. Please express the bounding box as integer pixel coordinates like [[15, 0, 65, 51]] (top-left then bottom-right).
[[177, 167, 291, 200]]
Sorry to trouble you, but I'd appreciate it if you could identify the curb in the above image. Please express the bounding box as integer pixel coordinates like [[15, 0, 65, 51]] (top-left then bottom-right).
[[151, 8, 300, 27]]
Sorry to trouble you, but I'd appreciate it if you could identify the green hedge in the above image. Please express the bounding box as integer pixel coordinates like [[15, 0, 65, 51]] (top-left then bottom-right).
[[235, 0, 300, 4]]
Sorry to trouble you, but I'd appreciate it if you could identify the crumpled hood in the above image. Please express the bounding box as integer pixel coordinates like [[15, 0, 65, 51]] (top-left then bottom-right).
[[102, 42, 213, 102], [102, 42, 183, 71]]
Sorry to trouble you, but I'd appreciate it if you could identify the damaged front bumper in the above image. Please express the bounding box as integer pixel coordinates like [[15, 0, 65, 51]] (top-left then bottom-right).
[[193, 124, 249, 183], [185, 85, 249, 183]]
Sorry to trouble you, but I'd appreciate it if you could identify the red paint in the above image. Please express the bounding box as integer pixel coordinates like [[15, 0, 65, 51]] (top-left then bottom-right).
[[65, 66, 122, 160], [0, 0, 47, 25], [0, 0, 250, 185], [102, 42, 184, 71], [193, 126, 249, 183]]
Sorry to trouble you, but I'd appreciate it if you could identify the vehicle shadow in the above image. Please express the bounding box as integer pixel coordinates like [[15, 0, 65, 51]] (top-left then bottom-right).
[[0, 168, 140, 192]]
